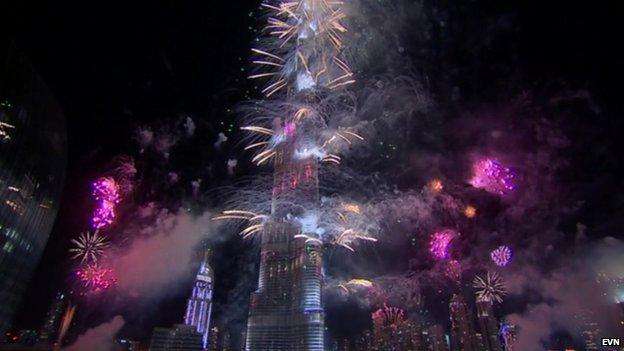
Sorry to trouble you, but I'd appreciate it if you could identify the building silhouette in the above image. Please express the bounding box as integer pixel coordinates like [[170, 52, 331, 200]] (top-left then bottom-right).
[[149, 324, 203, 351], [476, 298, 503, 351], [184, 249, 214, 349], [38, 292, 66, 343], [449, 294, 480, 351], [428, 324, 450, 351], [0, 40, 67, 332], [208, 327, 219, 351]]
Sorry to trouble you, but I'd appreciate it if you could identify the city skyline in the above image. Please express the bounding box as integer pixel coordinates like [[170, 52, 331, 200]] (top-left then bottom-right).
[[2, 0, 624, 350]]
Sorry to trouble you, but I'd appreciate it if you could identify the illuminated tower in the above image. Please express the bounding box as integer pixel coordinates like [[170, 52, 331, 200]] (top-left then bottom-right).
[[476, 298, 503, 351], [449, 294, 479, 351], [184, 249, 214, 349], [244, 0, 355, 349], [245, 141, 323, 350]]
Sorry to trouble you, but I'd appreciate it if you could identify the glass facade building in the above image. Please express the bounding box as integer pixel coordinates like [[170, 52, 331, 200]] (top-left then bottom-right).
[[0, 41, 67, 332]]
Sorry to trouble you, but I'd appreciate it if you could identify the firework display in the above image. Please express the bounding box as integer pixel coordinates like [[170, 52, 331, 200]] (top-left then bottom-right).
[[428, 178, 444, 193], [372, 304, 405, 331], [464, 205, 477, 218], [42, 2, 611, 349], [473, 271, 507, 303], [91, 177, 121, 229], [444, 259, 463, 282], [491, 245, 512, 267], [429, 229, 459, 260], [75, 264, 117, 292], [69, 230, 109, 264], [338, 279, 374, 293], [469, 158, 515, 195]]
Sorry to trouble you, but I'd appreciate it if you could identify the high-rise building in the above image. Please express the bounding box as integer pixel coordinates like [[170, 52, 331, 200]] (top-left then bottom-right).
[[449, 294, 480, 351], [428, 324, 450, 351], [221, 332, 232, 351], [208, 327, 219, 351], [38, 292, 66, 342], [476, 298, 503, 351], [499, 323, 517, 351], [244, 138, 323, 350], [0, 41, 67, 332], [149, 324, 203, 351], [354, 330, 373, 351], [239, 330, 246, 351], [244, 0, 357, 349], [184, 249, 214, 349]]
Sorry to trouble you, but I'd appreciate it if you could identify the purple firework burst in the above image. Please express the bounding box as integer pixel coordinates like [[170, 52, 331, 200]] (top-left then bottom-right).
[[490, 245, 512, 267], [430, 229, 459, 260], [470, 158, 515, 195]]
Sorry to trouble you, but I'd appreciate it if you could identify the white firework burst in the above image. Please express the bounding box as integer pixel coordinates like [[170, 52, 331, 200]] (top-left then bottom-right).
[[69, 230, 109, 264], [473, 271, 507, 303]]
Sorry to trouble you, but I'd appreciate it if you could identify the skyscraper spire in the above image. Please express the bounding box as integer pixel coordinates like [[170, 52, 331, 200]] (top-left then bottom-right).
[[243, 1, 354, 350], [185, 248, 214, 349]]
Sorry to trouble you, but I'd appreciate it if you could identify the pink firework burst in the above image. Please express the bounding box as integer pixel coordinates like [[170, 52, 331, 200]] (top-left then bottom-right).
[[469, 158, 515, 195], [92, 177, 121, 229], [490, 245, 512, 267], [75, 264, 117, 292], [429, 229, 459, 260], [372, 304, 405, 331], [444, 259, 463, 282]]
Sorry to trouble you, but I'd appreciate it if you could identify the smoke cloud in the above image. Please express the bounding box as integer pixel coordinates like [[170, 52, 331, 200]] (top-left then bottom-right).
[[507, 237, 624, 349], [63, 315, 124, 351], [111, 209, 215, 299]]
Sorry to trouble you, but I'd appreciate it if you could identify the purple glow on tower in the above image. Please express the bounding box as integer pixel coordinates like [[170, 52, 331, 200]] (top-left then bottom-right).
[[469, 158, 515, 195], [490, 245, 512, 267], [92, 177, 121, 229], [429, 229, 459, 260]]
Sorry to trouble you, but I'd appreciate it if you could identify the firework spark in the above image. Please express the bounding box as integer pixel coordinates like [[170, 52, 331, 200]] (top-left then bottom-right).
[[337, 278, 374, 293], [473, 271, 507, 303], [464, 205, 477, 218], [0, 121, 15, 141], [56, 302, 76, 346], [372, 304, 405, 331], [444, 259, 463, 282], [213, 210, 268, 239], [69, 230, 109, 264], [92, 177, 121, 229], [428, 178, 444, 193], [112, 155, 137, 195], [429, 229, 459, 260], [76, 264, 117, 292], [469, 158, 515, 195], [490, 245, 512, 267]]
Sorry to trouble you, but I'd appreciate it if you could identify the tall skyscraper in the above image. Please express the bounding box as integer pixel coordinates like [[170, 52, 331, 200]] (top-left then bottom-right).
[[449, 294, 480, 351], [244, 136, 323, 350], [476, 298, 503, 351], [184, 249, 214, 349], [38, 292, 66, 342], [0, 40, 67, 332], [241, 1, 355, 349]]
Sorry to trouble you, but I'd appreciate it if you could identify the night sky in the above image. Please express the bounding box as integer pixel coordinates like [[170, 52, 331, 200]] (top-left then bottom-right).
[[2, 0, 624, 349]]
